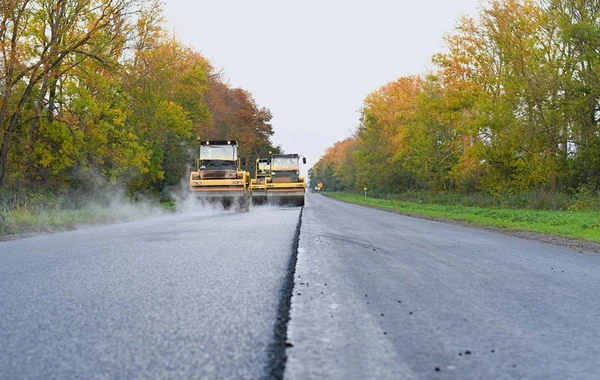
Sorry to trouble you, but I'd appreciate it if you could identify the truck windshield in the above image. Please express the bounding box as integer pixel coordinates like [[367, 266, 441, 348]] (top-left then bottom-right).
[[257, 162, 270, 175], [272, 157, 299, 171], [200, 145, 237, 161]]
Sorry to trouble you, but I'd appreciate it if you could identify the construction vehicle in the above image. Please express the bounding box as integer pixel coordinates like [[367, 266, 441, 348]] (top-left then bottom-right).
[[189, 139, 250, 210], [250, 158, 270, 205], [265, 153, 307, 206]]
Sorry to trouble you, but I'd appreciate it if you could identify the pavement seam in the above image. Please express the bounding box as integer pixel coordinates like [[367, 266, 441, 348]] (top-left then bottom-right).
[[264, 207, 303, 379]]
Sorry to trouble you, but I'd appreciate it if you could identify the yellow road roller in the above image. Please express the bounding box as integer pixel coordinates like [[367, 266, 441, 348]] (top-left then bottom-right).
[[265, 153, 306, 206], [189, 139, 250, 210], [251, 158, 270, 205]]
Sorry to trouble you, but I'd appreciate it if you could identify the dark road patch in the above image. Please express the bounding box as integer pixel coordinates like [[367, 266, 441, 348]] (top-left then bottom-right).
[[264, 207, 303, 379]]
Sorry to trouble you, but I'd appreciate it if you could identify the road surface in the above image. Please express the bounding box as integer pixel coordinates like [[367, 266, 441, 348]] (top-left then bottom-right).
[[0, 206, 300, 379], [286, 192, 600, 379], [1, 193, 600, 379]]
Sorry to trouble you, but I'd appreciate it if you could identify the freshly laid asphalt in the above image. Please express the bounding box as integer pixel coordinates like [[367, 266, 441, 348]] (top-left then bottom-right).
[[0, 205, 301, 379]]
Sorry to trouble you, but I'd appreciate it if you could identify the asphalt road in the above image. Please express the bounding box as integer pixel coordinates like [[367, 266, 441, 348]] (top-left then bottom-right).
[[0, 205, 301, 379], [2, 193, 600, 379], [285, 192, 600, 379]]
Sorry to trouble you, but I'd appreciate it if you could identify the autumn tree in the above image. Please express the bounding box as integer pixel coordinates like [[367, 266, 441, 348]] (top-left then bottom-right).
[[353, 76, 423, 194], [310, 137, 357, 192], [432, 0, 592, 193], [125, 18, 212, 194], [0, 0, 142, 186], [316, 0, 600, 195], [400, 76, 466, 191], [1, 0, 279, 198], [204, 79, 279, 172]]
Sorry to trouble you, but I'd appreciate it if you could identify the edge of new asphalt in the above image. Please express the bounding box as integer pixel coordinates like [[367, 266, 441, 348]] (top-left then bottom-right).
[[265, 207, 303, 379]]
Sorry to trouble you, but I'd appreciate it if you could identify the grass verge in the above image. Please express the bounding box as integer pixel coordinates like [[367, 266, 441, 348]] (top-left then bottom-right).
[[325, 192, 600, 244], [1, 209, 115, 237], [0, 192, 175, 240]]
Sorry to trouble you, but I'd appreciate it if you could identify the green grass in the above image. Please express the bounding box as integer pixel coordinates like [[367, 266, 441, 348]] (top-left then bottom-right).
[[0, 190, 176, 239], [160, 200, 177, 212], [0, 208, 114, 237], [326, 192, 600, 244]]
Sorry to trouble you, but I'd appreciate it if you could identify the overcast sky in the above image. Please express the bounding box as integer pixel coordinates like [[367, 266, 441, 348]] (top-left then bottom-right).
[[162, 0, 482, 171]]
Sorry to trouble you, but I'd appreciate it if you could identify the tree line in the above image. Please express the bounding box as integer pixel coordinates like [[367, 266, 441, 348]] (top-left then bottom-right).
[[311, 0, 600, 196], [0, 0, 279, 197]]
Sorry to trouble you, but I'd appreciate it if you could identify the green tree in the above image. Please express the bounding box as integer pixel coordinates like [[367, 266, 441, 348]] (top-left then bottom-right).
[[0, 0, 141, 186], [354, 77, 423, 194], [550, 0, 600, 189]]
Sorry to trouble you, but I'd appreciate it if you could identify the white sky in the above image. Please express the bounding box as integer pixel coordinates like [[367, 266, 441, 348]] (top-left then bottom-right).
[[162, 0, 482, 171]]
